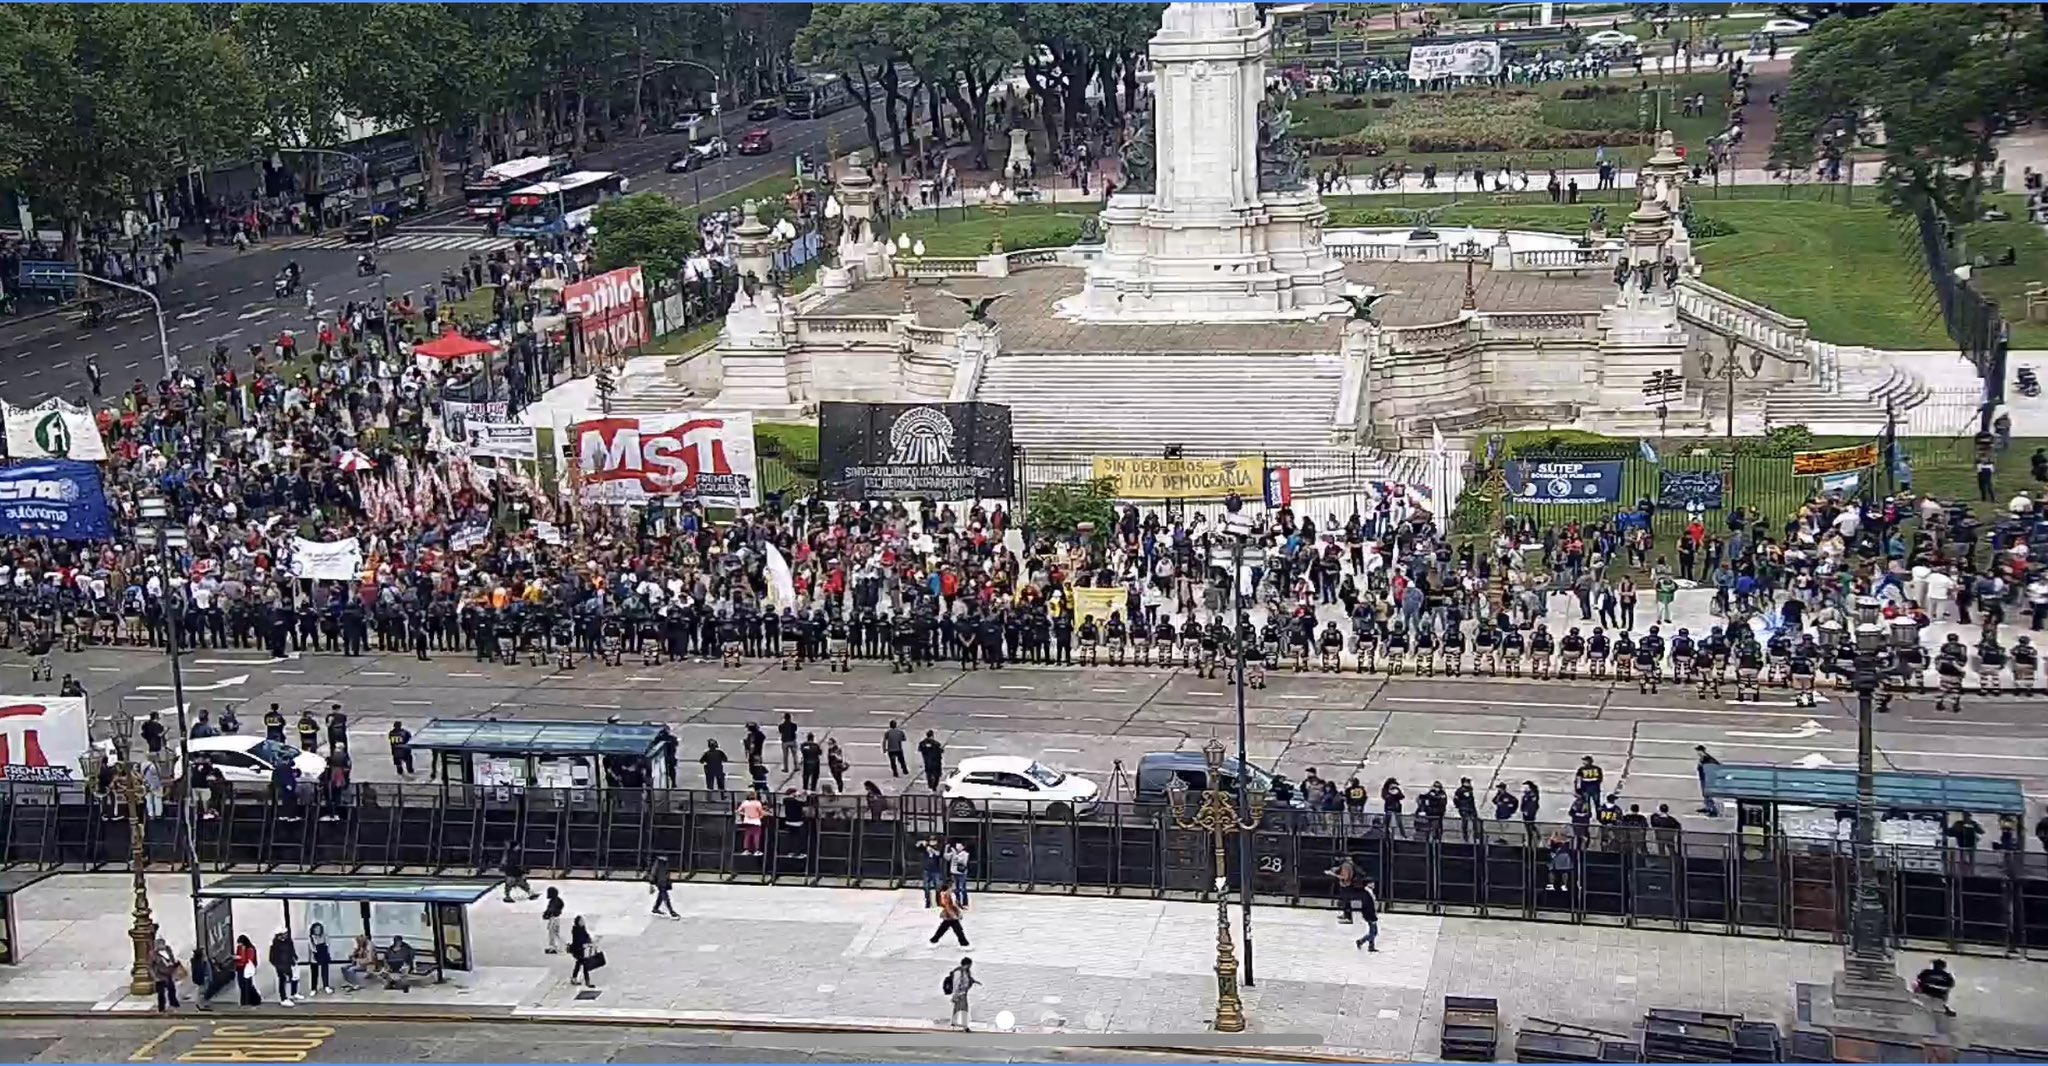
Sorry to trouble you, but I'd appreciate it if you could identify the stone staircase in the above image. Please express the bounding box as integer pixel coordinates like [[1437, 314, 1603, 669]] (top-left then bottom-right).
[[604, 376, 700, 415], [1761, 363, 1930, 432], [973, 350, 1348, 451]]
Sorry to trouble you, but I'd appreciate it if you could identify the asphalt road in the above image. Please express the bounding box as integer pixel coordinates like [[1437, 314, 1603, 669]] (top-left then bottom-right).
[[57, 636, 2048, 829], [0, 1017, 1222, 1064], [0, 104, 871, 407]]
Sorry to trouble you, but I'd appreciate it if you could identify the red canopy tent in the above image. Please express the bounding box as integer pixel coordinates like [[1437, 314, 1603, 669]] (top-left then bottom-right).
[[413, 331, 498, 361]]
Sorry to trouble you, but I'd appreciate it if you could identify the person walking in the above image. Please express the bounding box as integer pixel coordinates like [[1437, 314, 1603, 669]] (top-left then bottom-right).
[[1694, 745, 1721, 816], [918, 730, 945, 790], [929, 883, 969, 946], [149, 938, 182, 1012], [267, 930, 299, 1006], [649, 856, 678, 918], [1914, 958, 1957, 1017], [700, 739, 728, 791], [1352, 878, 1381, 952], [944, 957, 977, 1031], [501, 843, 538, 902], [883, 720, 908, 777], [567, 917, 600, 988], [542, 887, 566, 953], [799, 732, 823, 791], [233, 935, 260, 1006]]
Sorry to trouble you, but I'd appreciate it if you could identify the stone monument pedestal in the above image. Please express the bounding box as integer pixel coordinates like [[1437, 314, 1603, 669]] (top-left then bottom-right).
[[1795, 975, 1952, 1053]]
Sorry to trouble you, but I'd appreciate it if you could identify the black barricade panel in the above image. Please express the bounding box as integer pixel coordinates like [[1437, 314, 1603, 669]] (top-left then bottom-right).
[[1484, 843, 1532, 911], [813, 806, 857, 878], [1437, 843, 1481, 907], [857, 820, 900, 880], [1897, 870, 1951, 941], [1074, 823, 1117, 886], [1388, 837, 1435, 905], [1954, 867, 2012, 947], [1683, 851, 1732, 925], [1787, 853, 1845, 935], [1733, 856, 1785, 929], [1250, 831, 1294, 899], [2017, 869, 2048, 950], [1629, 857, 1679, 921], [684, 809, 734, 873], [1581, 848, 1629, 917], [1161, 827, 1213, 893], [1116, 823, 1162, 892]]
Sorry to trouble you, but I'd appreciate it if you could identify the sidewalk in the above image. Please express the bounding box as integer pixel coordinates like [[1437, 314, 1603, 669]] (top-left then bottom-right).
[[9, 874, 2047, 1056]]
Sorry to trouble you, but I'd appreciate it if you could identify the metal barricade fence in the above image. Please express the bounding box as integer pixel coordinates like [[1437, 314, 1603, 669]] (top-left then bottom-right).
[[6, 784, 2046, 957]]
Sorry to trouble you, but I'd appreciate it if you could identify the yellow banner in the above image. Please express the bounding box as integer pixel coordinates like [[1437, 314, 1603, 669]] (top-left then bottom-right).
[[1093, 456, 1262, 500], [1072, 586, 1126, 623], [1791, 442, 1878, 477]]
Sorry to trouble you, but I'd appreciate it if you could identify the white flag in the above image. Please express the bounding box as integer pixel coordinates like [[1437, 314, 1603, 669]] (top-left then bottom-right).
[[4, 400, 106, 461], [763, 542, 797, 611]]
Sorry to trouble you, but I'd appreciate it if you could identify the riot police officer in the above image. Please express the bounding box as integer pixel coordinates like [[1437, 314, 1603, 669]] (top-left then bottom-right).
[[1636, 626, 1665, 693], [1560, 627, 1585, 680]]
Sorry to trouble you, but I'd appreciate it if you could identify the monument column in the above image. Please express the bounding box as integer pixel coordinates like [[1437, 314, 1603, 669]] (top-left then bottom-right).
[[1149, 3, 1265, 216]]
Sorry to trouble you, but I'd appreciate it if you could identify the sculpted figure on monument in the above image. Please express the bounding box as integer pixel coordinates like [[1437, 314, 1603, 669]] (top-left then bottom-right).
[[1257, 86, 1308, 193], [1077, 215, 1103, 244], [1119, 118, 1156, 194]]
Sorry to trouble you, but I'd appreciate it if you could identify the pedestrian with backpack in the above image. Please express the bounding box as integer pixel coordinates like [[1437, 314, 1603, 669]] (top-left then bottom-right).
[[943, 957, 977, 1031]]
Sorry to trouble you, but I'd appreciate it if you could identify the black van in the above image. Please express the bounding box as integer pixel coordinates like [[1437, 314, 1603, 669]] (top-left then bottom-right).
[[1133, 750, 1298, 808]]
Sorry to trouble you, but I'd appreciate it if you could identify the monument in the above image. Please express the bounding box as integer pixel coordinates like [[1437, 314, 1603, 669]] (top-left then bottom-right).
[[1060, 2, 1348, 322]]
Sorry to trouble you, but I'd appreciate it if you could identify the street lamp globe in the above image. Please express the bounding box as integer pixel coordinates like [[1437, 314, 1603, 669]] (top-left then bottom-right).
[[911, 239, 925, 258], [897, 232, 911, 252], [1202, 736, 1228, 771], [1166, 774, 1190, 810]]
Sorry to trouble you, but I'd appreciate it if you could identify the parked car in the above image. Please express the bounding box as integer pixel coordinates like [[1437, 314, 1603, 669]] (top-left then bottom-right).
[[940, 756, 1099, 819], [669, 111, 705, 133], [1758, 17, 1809, 35], [1584, 29, 1639, 48], [343, 214, 395, 243], [736, 128, 774, 155], [1132, 751, 1300, 808], [180, 735, 327, 785], [746, 98, 780, 121]]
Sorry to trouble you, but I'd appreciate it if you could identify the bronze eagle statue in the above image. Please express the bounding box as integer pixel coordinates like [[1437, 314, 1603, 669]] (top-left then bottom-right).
[[938, 290, 1009, 324], [1339, 291, 1390, 323]]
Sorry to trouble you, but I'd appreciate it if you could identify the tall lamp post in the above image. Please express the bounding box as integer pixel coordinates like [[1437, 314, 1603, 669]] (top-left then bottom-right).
[[1456, 230, 1484, 311], [1844, 624, 1897, 987], [1165, 737, 1268, 1034], [1700, 335, 1764, 444], [137, 497, 203, 957], [86, 713, 157, 996], [1221, 493, 1259, 986], [38, 270, 175, 381]]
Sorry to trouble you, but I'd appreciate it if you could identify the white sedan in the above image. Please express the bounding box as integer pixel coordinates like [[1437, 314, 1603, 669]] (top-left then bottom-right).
[[1584, 29, 1639, 49], [180, 735, 327, 784], [1758, 17, 1809, 35], [940, 756, 1099, 819]]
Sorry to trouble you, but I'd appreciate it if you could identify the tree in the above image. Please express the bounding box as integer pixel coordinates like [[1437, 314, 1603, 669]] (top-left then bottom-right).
[[0, 5, 260, 257], [891, 5, 1025, 171], [589, 192, 701, 281], [1026, 478, 1118, 541], [327, 5, 492, 200], [1771, 5, 2048, 223], [795, 5, 906, 162]]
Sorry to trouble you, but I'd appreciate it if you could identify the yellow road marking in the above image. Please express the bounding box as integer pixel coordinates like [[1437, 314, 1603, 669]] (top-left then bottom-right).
[[128, 1024, 199, 1062], [175, 1025, 338, 1064]]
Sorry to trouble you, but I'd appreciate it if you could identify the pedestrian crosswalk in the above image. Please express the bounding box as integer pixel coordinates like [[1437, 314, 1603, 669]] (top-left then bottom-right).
[[274, 233, 517, 253]]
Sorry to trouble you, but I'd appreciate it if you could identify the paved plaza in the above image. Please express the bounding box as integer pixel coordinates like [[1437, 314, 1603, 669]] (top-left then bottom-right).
[[48, 586, 2048, 833], [2, 875, 2044, 1058]]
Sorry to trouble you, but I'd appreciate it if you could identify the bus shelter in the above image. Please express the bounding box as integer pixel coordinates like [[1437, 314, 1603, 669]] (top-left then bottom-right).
[[404, 719, 663, 791], [195, 874, 502, 986], [1705, 763, 2025, 860]]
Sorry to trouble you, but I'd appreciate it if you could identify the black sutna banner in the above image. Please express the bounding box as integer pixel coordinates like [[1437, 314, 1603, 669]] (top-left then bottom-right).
[[819, 402, 1015, 500]]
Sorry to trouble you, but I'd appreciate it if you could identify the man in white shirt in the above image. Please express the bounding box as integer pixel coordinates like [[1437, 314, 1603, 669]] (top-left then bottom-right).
[[1925, 568, 1955, 621]]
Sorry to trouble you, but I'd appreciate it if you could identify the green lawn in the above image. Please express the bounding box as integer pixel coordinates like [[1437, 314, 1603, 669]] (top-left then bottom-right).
[[1289, 72, 1730, 172], [902, 195, 2013, 352], [1963, 196, 2048, 349]]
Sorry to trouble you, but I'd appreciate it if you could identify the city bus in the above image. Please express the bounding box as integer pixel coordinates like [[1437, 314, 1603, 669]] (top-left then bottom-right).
[[462, 156, 568, 220], [500, 171, 629, 238], [783, 73, 855, 120]]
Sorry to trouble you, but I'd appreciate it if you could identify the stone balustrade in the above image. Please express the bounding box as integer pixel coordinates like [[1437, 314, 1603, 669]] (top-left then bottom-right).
[[1675, 277, 1810, 360], [895, 257, 984, 279], [1327, 242, 1407, 263], [1006, 248, 1060, 269], [795, 315, 898, 344], [1485, 310, 1604, 333], [1510, 247, 1618, 271]]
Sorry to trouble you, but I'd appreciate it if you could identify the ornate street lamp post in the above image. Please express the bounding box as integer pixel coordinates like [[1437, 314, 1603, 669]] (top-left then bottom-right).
[[1456, 231, 1485, 311], [1700, 335, 1765, 445], [85, 713, 158, 996], [1165, 737, 1268, 1034]]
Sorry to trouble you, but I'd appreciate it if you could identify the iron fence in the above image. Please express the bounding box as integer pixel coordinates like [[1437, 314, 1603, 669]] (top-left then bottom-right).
[[11, 785, 2046, 958], [1015, 445, 1439, 520], [1913, 196, 2010, 429], [1494, 446, 1825, 551]]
